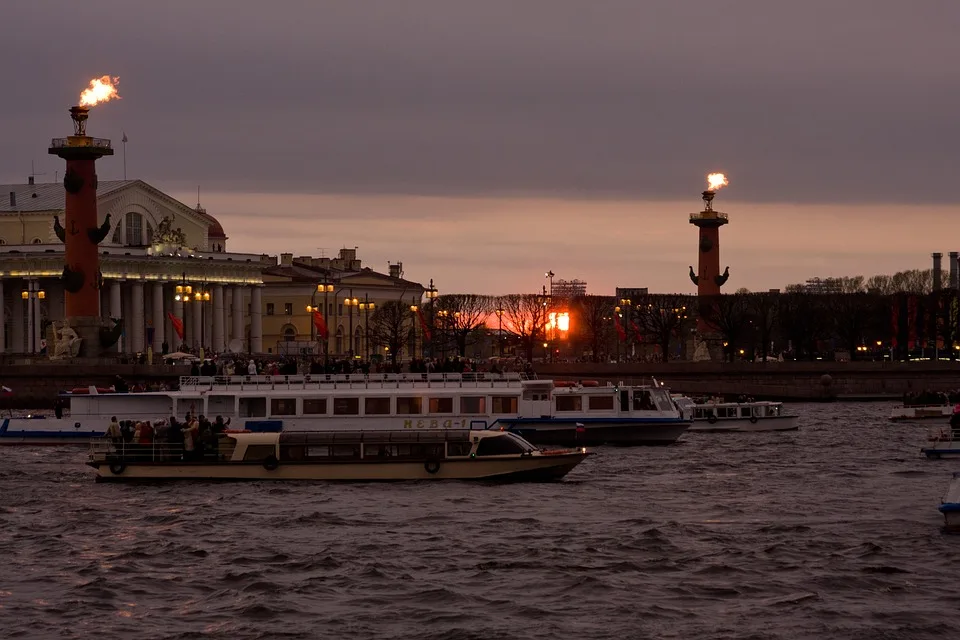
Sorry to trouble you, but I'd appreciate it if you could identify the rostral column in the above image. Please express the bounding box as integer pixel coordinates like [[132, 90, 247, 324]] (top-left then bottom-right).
[[688, 173, 731, 338], [48, 78, 121, 357]]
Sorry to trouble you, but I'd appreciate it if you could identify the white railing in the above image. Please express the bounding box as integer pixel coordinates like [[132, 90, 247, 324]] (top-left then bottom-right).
[[179, 372, 533, 391]]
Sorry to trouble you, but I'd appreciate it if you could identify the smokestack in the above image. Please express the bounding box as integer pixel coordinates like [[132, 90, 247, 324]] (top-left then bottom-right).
[[950, 252, 959, 289], [28, 176, 34, 186], [933, 253, 943, 291], [8, 191, 15, 208]]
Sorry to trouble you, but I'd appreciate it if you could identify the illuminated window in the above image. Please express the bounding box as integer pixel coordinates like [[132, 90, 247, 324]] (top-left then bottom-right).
[[124, 212, 143, 246]]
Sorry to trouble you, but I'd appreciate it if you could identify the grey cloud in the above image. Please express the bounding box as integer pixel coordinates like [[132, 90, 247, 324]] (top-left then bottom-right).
[[2, 0, 958, 203]]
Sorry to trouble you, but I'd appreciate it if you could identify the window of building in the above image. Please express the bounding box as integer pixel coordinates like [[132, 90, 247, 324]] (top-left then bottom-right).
[[284, 303, 293, 315], [0, 238, 5, 244], [266, 303, 275, 316], [111, 224, 122, 244], [555, 396, 583, 412], [396, 397, 422, 415], [428, 397, 453, 414], [365, 397, 391, 415], [31, 238, 42, 244], [333, 397, 360, 415], [588, 396, 614, 411], [271, 398, 297, 416], [282, 325, 296, 342], [460, 396, 486, 414], [491, 396, 518, 414], [303, 398, 327, 415], [124, 212, 143, 246]]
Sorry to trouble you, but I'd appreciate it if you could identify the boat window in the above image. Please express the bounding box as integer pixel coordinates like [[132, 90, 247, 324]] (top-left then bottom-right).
[[239, 397, 267, 418], [633, 391, 655, 411], [364, 443, 444, 459], [491, 396, 518, 414], [428, 397, 454, 414], [475, 435, 528, 456], [207, 395, 235, 415], [447, 441, 472, 456], [271, 398, 297, 416], [555, 395, 582, 412], [694, 408, 705, 419], [651, 389, 676, 412], [589, 396, 614, 411], [333, 398, 360, 415], [242, 444, 276, 461], [306, 445, 330, 458], [331, 444, 360, 458], [740, 407, 751, 418], [303, 398, 327, 415], [397, 397, 422, 415], [365, 397, 391, 415], [279, 445, 306, 461], [460, 396, 486, 414]]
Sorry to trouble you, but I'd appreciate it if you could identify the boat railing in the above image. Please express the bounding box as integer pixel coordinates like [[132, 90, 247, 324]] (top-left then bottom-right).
[[89, 438, 228, 464], [179, 372, 534, 391]]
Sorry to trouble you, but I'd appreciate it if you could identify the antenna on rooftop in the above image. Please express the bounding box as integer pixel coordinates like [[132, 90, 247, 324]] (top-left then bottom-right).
[[29, 160, 46, 184]]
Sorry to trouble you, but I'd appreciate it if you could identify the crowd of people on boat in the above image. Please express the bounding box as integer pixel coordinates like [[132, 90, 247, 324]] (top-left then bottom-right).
[[903, 390, 960, 406], [105, 413, 231, 460]]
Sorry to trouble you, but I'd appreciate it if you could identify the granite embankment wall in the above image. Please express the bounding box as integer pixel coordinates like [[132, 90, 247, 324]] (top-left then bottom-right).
[[0, 362, 189, 409], [537, 361, 960, 401]]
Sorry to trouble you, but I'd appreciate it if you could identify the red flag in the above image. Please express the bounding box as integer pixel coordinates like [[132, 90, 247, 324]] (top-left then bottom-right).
[[312, 311, 329, 339], [907, 295, 917, 349], [417, 308, 432, 340], [614, 314, 626, 342], [167, 312, 184, 340]]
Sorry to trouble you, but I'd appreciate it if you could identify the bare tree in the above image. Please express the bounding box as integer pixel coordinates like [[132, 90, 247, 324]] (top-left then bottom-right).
[[571, 295, 614, 362], [434, 294, 493, 357], [777, 293, 831, 360], [634, 294, 693, 362], [829, 292, 883, 359], [370, 300, 410, 364], [701, 292, 751, 361], [499, 293, 550, 361], [746, 292, 778, 361]]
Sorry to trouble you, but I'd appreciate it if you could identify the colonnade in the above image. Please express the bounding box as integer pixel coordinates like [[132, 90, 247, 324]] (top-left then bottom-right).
[[0, 278, 264, 355]]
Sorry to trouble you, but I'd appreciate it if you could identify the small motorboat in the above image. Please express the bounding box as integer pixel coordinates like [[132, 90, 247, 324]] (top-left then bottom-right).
[[87, 428, 588, 482], [939, 472, 960, 532]]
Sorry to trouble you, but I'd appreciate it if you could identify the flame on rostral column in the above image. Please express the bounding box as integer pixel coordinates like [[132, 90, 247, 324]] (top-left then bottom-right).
[[706, 173, 728, 192], [78, 76, 121, 107]]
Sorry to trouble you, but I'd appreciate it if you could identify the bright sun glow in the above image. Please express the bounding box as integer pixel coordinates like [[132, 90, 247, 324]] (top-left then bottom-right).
[[79, 76, 121, 107]]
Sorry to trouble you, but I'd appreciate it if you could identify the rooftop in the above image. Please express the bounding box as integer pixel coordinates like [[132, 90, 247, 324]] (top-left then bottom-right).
[[0, 180, 132, 213]]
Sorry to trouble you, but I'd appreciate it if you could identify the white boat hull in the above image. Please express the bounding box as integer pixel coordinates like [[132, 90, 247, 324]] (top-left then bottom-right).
[[921, 440, 960, 459], [940, 473, 960, 531], [688, 415, 799, 433], [891, 406, 953, 422], [90, 453, 587, 482]]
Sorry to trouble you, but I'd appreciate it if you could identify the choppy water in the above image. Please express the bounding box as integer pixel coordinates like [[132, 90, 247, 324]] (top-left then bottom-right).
[[2, 403, 960, 639]]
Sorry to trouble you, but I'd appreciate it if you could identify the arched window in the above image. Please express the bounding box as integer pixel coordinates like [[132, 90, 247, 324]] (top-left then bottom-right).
[[354, 327, 362, 356], [0, 238, 6, 245], [31, 238, 42, 244], [125, 212, 143, 246], [282, 324, 297, 342], [335, 326, 344, 355]]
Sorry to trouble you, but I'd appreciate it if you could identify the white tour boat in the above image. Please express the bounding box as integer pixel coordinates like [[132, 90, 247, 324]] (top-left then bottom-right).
[[671, 396, 799, 433], [890, 404, 954, 422], [1, 373, 688, 447], [920, 426, 960, 459], [87, 429, 589, 482], [939, 472, 960, 532]]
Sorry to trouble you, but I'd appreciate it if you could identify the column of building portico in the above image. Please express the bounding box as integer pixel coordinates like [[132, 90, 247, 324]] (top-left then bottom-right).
[[212, 284, 225, 353], [232, 286, 245, 352], [0, 280, 5, 353], [11, 281, 24, 353], [130, 280, 145, 353], [110, 280, 122, 353], [192, 296, 202, 351], [251, 286, 263, 353], [152, 283, 165, 354], [223, 287, 233, 345]]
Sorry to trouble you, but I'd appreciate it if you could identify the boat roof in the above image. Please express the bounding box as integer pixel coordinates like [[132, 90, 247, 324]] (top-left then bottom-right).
[[180, 373, 531, 393], [227, 429, 510, 444]]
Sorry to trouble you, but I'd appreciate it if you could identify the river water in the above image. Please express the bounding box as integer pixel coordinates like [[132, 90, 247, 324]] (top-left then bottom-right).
[[1, 402, 959, 639]]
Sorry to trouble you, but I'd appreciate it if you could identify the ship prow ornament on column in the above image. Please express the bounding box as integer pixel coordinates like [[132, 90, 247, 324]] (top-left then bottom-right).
[[688, 173, 731, 361], [47, 77, 123, 358]]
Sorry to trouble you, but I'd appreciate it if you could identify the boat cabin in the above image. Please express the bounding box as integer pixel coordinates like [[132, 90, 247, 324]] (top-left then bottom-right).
[[693, 402, 785, 421]]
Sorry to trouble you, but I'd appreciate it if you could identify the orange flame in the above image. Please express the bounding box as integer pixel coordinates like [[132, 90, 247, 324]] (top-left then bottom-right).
[[706, 173, 728, 191], [79, 76, 121, 107]]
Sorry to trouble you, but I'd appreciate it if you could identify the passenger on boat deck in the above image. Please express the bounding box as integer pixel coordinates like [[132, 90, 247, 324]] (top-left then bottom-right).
[[106, 417, 122, 444], [138, 421, 154, 445], [247, 360, 257, 375], [212, 416, 230, 434], [120, 420, 134, 443], [182, 419, 199, 460]]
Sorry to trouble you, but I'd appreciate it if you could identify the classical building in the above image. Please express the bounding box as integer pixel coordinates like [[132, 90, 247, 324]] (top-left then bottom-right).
[[261, 251, 424, 358], [0, 178, 265, 355]]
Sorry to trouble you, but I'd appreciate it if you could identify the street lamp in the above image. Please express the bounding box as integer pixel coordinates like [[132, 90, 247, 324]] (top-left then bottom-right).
[[425, 279, 438, 358], [359, 296, 376, 360], [343, 293, 359, 359], [495, 306, 505, 357], [436, 309, 449, 359], [410, 303, 419, 359], [21, 284, 45, 354], [307, 281, 335, 366]]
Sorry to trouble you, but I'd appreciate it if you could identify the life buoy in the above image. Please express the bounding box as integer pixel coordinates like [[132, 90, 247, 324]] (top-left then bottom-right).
[[262, 455, 279, 471], [707, 414, 718, 424], [424, 460, 441, 475], [109, 461, 126, 475], [750, 415, 759, 424], [554, 381, 575, 387], [582, 380, 600, 387]]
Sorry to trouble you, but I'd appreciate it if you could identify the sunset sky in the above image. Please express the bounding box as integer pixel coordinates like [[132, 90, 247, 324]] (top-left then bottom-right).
[[2, 1, 956, 294]]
